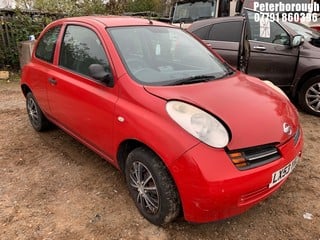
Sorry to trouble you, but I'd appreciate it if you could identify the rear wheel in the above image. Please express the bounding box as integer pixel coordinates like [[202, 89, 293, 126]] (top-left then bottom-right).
[[125, 147, 181, 226], [26, 92, 50, 131], [298, 76, 320, 116]]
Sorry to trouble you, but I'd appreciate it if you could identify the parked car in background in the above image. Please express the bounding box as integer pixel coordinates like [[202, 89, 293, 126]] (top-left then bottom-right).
[[188, 10, 320, 116], [21, 16, 303, 225], [169, 0, 233, 28]]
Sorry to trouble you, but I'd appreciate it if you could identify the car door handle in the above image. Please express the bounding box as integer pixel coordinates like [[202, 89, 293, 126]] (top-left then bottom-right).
[[253, 46, 266, 51], [48, 78, 57, 85]]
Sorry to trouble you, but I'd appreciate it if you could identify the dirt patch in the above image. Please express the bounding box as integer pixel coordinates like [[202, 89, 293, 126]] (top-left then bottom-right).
[[0, 80, 319, 240]]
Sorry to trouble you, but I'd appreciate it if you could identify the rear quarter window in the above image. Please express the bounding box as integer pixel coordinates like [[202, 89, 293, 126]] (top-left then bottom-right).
[[208, 21, 243, 42], [192, 25, 211, 39], [35, 26, 61, 63]]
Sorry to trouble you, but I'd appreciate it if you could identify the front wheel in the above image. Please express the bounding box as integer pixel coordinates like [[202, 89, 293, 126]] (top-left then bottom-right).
[[298, 76, 320, 116], [125, 147, 181, 226]]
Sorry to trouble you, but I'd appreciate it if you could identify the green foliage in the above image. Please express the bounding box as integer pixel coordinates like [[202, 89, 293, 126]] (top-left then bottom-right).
[[0, 0, 168, 69], [105, 0, 127, 15], [34, 0, 78, 14], [34, 0, 112, 16], [126, 0, 162, 13], [0, 11, 60, 69]]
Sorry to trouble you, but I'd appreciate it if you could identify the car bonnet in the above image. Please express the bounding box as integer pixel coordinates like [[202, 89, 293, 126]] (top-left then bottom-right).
[[144, 72, 300, 150]]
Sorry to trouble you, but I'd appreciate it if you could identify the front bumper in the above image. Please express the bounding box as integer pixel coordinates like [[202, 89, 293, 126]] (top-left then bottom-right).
[[170, 128, 303, 223]]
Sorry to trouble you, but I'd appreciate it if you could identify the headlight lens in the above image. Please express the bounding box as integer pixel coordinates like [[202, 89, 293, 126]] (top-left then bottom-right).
[[166, 101, 229, 148]]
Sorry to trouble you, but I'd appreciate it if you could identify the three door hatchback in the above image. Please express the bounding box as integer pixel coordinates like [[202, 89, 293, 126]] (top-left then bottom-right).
[[21, 16, 303, 225]]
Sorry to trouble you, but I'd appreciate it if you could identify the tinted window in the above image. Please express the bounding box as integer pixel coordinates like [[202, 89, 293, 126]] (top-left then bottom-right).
[[35, 26, 61, 63], [208, 21, 243, 42], [192, 25, 211, 39], [59, 25, 109, 78], [247, 11, 290, 45]]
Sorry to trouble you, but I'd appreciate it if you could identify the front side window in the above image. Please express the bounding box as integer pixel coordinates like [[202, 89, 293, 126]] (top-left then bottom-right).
[[108, 26, 230, 86], [59, 25, 109, 78], [35, 26, 61, 63], [247, 11, 290, 45]]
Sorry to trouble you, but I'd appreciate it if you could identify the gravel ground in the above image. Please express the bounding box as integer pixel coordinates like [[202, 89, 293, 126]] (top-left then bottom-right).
[[0, 80, 319, 240]]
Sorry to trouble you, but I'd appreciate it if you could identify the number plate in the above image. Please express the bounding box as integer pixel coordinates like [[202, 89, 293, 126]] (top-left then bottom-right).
[[269, 156, 299, 188]]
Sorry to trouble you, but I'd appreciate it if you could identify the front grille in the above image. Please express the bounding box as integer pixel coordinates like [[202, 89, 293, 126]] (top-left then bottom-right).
[[228, 145, 280, 170]]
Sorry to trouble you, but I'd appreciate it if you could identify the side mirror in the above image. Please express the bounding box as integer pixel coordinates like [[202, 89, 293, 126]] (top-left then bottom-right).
[[89, 64, 114, 87], [291, 35, 304, 48]]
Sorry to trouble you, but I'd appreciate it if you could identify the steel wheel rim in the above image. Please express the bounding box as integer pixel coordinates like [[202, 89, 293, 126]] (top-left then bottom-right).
[[305, 82, 320, 113], [129, 161, 159, 214], [27, 97, 40, 127]]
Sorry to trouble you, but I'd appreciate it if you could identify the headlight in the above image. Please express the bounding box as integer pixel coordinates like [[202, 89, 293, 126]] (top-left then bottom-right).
[[166, 101, 229, 148]]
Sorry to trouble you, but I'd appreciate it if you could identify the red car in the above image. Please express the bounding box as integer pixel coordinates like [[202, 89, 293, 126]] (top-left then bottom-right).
[[21, 16, 303, 225]]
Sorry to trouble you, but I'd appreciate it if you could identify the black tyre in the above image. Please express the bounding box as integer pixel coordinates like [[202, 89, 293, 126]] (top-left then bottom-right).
[[125, 147, 181, 226], [298, 76, 320, 116], [26, 92, 50, 131]]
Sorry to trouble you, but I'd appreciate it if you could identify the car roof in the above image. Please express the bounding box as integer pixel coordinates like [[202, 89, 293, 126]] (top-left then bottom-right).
[[188, 16, 244, 32], [52, 15, 172, 28]]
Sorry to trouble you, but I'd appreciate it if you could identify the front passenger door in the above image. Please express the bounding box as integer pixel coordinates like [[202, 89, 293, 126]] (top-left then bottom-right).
[[47, 24, 118, 159], [245, 10, 299, 87]]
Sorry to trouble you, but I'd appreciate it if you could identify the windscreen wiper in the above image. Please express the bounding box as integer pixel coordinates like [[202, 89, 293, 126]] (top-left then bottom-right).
[[168, 75, 216, 86], [222, 62, 235, 76]]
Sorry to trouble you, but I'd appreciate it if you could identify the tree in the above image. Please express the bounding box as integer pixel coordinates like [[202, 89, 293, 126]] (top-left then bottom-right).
[[126, 0, 162, 13], [105, 0, 126, 15], [33, 0, 109, 16], [15, 0, 35, 9], [34, 0, 78, 14]]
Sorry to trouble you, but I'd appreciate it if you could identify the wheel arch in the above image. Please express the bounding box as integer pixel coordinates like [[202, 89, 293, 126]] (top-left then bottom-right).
[[293, 69, 320, 98], [116, 139, 144, 174], [21, 83, 32, 97], [116, 139, 180, 189]]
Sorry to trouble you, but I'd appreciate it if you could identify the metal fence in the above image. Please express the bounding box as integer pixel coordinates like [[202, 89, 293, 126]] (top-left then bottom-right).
[[0, 10, 16, 69], [0, 9, 63, 69]]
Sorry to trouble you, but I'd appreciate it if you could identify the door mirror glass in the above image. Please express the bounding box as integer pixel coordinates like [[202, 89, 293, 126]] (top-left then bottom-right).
[[292, 35, 304, 47]]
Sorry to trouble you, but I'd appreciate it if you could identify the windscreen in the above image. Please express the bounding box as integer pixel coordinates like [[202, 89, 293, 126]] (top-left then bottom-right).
[[108, 26, 230, 86], [172, 1, 216, 23]]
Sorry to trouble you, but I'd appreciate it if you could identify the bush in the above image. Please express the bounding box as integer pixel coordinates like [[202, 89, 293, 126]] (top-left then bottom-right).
[[0, 0, 166, 69], [0, 10, 60, 69]]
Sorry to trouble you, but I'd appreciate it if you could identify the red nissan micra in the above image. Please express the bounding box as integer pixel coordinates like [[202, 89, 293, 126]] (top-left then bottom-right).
[[21, 16, 303, 225]]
